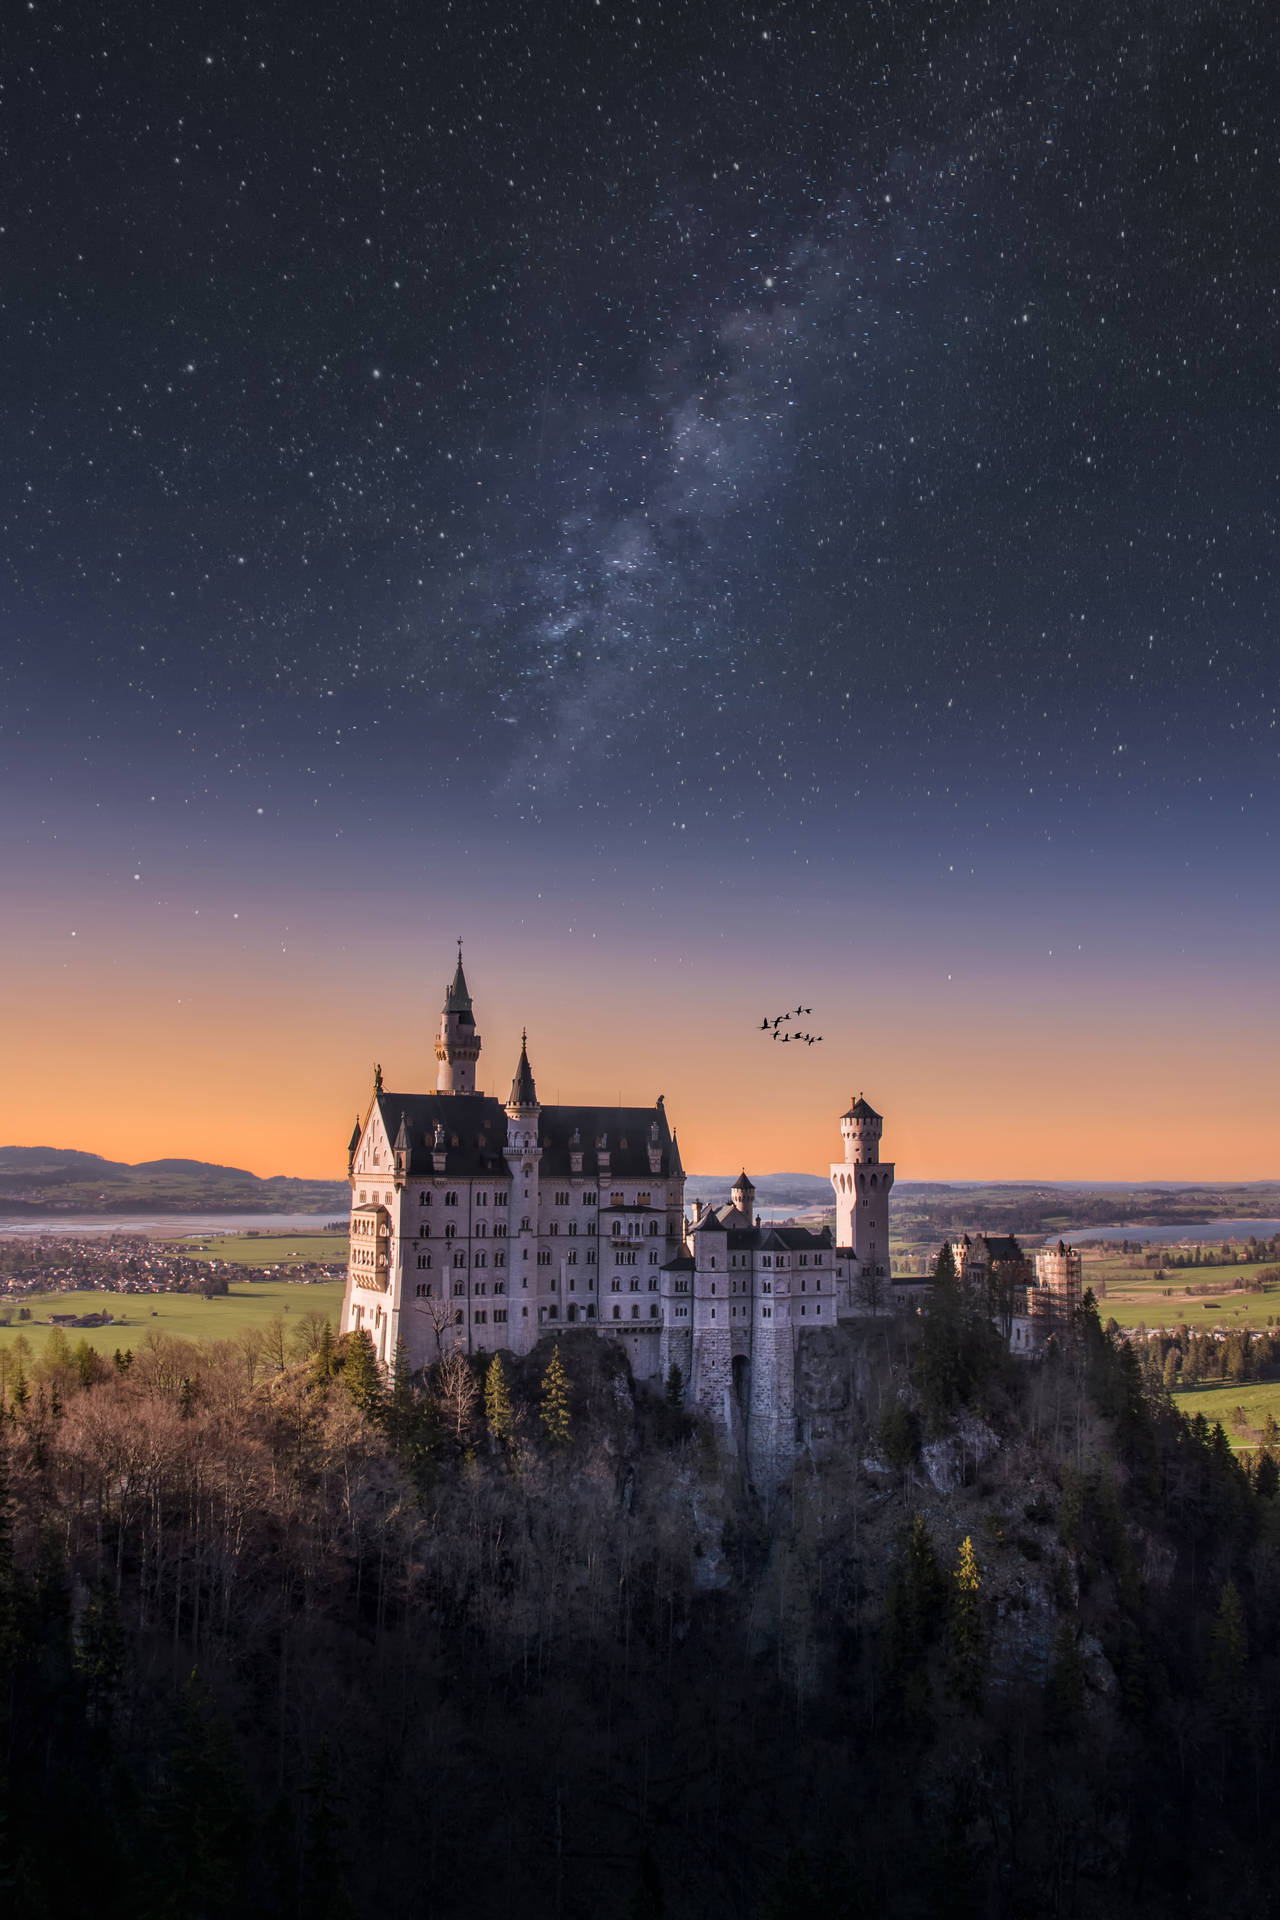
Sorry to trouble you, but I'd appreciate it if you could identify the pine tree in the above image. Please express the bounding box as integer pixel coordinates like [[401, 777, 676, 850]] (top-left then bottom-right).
[[945, 1535, 986, 1711], [883, 1511, 945, 1708], [665, 1363, 684, 1408], [484, 1353, 514, 1447], [539, 1345, 571, 1447], [340, 1328, 385, 1418], [311, 1318, 337, 1385], [1047, 1620, 1086, 1729]]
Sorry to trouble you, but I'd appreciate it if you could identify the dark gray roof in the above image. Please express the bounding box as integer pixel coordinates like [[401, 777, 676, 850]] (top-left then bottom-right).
[[508, 1034, 538, 1109], [444, 955, 473, 1016], [365, 1092, 679, 1179], [724, 1224, 833, 1252], [842, 1095, 882, 1122]]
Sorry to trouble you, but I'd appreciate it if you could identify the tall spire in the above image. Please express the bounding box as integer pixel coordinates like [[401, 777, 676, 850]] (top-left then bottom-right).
[[445, 938, 472, 1014], [507, 1028, 539, 1111], [436, 944, 482, 1093]]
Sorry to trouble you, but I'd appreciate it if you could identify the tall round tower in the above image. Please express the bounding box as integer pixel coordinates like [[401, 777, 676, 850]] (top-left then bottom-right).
[[830, 1094, 894, 1284], [840, 1095, 882, 1165], [435, 944, 482, 1094]]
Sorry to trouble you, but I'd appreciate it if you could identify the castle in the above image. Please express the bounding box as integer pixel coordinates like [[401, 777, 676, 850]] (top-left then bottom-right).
[[340, 952, 1074, 1473], [341, 952, 895, 1472]]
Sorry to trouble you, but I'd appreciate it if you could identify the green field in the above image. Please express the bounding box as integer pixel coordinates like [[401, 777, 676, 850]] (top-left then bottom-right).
[[1090, 1262, 1280, 1333], [1171, 1377, 1280, 1452], [164, 1231, 349, 1266], [0, 1278, 346, 1357]]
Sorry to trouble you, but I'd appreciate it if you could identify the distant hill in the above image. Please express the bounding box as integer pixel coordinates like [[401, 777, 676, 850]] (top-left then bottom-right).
[[0, 1146, 347, 1217]]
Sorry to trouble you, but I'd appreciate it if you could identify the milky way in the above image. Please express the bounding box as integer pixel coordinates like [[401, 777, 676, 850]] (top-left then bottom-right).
[[2, 0, 1275, 858]]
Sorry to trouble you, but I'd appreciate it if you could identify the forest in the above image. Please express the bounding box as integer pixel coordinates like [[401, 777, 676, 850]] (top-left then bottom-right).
[[2, 1268, 1279, 1919]]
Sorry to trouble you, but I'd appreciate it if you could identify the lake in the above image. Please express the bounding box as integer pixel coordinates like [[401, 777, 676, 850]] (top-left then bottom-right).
[[1061, 1218, 1280, 1248], [0, 1212, 344, 1239]]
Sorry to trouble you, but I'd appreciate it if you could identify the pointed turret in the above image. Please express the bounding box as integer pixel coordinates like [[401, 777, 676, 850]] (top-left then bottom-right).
[[393, 1111, 412, 1187], [731, 1170, 755, 1217], [507, 1029, 539, 1113], [435, 941, 483, 1094], [669, 1129, 684, 1177], [347, 1115, 362, 1175]]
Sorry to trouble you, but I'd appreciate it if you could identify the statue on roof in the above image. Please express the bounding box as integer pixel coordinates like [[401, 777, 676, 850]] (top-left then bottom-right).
[[374, 1062, 383, 1094]]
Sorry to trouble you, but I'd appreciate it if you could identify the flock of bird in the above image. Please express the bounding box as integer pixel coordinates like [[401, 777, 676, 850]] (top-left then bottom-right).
[[759, 1007, 823, 1046]]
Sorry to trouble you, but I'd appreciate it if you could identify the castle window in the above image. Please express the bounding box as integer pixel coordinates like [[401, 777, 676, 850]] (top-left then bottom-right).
[[476, 1191, 488, 1205], [453, 1282, 465, 1297], [586, 1305, 595, 1319], [495, 1191, 508, 1206], [548, 1305, 558, 1319], [583, 1192, 596, 1205], [568, 1221, 578, 1236], [475, 1252, 487, 1268], [453, 1252, 466, 1268], [522, 1217, 532, 1232], [419, 1191, 431, 1206], [359, 1191, 366, 1205], [649, 1304, 659, 1319], [494, 1224, 507, 1239], [493, 1309, 507, 1325], [567, 1250, 578, 1265], [648, 1251, 658, 1265], [612, 1305, 621, 1320], [648, 1278, 658, 1292], [418, 1224, 430, 1240], [415, 1282, 431, 1297], [586, 1251, 596, 1264], [587, 1222, 596, 1236], [637, 1191, 650, 1208], [630, 1279, 640, 1293], [611, 1220, 622, 1237], [416, 1254, 431, 1270], [554, 1190, 569, 1206], [445, 1224, 457, 1241], [475, 1310, 487, 1325], [537, 1250, 551, 1267], [549, 1221, 559, 1235], [475, 1282, 487, 1297], [494, 1252, 506, 1268], [611, 1279, 621, 1292], [610, 1191, 624, 1207], [454, 1310, 463, 1324], [816, 1303, 822, 1314], [475, 1222, 487, 1238], [762, 1307, 771, 1319], [631, 1305, 640, 1319], [445, 1191, 458, 1206]]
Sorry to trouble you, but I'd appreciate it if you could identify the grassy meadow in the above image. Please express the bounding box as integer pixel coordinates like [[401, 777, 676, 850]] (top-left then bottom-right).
[[1170, 1377, 1280, 1453], [0, 1277, 346, 1359], [1086, 1260, 1280, 1333]]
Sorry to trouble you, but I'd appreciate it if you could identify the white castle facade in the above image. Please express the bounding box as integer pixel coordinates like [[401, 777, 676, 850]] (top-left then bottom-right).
[[340, 954, 896, 1473]]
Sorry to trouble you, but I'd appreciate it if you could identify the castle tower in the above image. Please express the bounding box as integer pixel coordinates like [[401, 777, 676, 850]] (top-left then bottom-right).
[[730, 1171, 756, 1222], [505, 1032, 543, 1326], [435, 944, 482, 1094], [830, 1094, 894, 1283]]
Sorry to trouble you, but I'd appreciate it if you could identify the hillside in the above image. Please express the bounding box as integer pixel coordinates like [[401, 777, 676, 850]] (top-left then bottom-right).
[[2, 1294, 1280, 1916], [0, 1145, 347, 1216]]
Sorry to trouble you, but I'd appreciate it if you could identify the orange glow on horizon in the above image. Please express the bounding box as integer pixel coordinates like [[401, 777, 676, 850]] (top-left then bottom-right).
[[2, 929, 1277, 1185]]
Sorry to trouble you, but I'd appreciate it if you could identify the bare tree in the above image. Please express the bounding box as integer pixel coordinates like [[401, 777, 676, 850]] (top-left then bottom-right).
[[414, 1290, 457, 1360], [855, 1263, 888, 1316], [434, 1348, 479, 1445]]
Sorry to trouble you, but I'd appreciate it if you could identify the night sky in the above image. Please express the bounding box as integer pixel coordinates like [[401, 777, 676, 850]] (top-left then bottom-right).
[[3, 0, 1277, 1179]]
